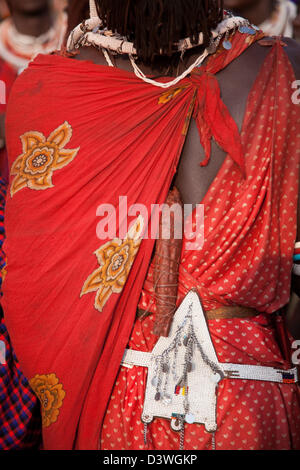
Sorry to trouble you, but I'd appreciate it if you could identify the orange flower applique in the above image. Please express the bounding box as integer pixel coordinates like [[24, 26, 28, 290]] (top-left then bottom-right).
[[81, 216, 144, 313], [10, 121, 79, 197], [29, 373, 66, 428], [158, 85, 189, 105]]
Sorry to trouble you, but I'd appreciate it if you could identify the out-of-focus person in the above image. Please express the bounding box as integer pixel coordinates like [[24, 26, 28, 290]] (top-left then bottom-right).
[[0, 1, 9, 20], [0, 0, 67, 74], [224, 0, 297, 37]]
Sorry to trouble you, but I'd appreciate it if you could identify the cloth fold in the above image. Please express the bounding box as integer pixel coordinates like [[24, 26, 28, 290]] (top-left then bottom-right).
[[3, 31, 298, 450]]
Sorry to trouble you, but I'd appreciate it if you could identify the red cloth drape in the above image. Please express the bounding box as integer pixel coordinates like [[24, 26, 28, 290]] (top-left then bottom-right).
[[102, 39, 300, 451], [2, 31, 299, 450]]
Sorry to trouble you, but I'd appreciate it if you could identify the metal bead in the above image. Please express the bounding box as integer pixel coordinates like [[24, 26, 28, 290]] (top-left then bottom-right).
[[211, 373, 222, 383], [155, 392, 161, 401], [222, 40, 232, 50], [239, 25, 256, 35], [239, 26, 249, 34], [151, 377, 158, 387], [293, 263, 300, 276], [162, 394, 172, 405], [185, 413, 195, 424], [162, 363, 169, 373]]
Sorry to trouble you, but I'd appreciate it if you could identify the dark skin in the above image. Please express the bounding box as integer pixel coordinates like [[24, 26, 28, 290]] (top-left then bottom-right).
[[294, 12, 300, 41], [5, 0, 54, 36], [65, 36, 300, 338]]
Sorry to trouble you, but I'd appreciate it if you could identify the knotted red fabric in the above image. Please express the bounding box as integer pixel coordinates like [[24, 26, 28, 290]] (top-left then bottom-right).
[[2, 30, 299, 451]]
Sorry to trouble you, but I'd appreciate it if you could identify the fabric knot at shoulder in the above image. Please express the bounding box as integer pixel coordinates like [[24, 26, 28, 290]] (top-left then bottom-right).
[[157, 30, 266, 178], [192, 68, 245, 175], [158, 67, 245, 177]]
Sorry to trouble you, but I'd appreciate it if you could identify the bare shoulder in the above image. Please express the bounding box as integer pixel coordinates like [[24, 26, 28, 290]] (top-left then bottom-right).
[[281, 37, 300, 79], [237, 38, 300, 79]]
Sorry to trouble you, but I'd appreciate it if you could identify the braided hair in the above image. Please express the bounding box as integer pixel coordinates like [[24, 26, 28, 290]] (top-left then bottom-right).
[[67, 0, 224, 64]]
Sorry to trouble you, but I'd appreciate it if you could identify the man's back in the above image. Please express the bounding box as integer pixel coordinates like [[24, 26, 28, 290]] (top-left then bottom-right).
[[2, 17, 300, 449], [75, 38, 300, 209], [176, 39, 300, 206]]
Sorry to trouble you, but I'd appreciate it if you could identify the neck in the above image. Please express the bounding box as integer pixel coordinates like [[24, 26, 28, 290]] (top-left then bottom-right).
[[75, 45, 209, 78], [11, 9, 54, 37], [235, 0, 276, 26]]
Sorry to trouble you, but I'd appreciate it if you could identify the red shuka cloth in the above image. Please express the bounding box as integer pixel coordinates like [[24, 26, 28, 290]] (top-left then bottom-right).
[[2, 31, 299, 450], [101, 38, 300, 451]]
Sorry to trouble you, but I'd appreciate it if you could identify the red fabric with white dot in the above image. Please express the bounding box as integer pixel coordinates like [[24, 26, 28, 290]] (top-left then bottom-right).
[[101, 39, 300, 450]]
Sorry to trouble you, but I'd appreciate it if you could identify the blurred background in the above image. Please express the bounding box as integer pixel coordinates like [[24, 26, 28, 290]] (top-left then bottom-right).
[[0, 1, 68, 75], [0, 0, 299, 152], [0, 0, 299, 452], [0, 0, 298, 77], [224, 0, 300, 40], [0, 0, 298, 149]]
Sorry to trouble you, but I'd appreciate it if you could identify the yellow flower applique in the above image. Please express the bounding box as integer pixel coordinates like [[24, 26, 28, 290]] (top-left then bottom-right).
[[81, 216, 144, 312], [10, 121, 79, 197], [29, 373, 66, 428]]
